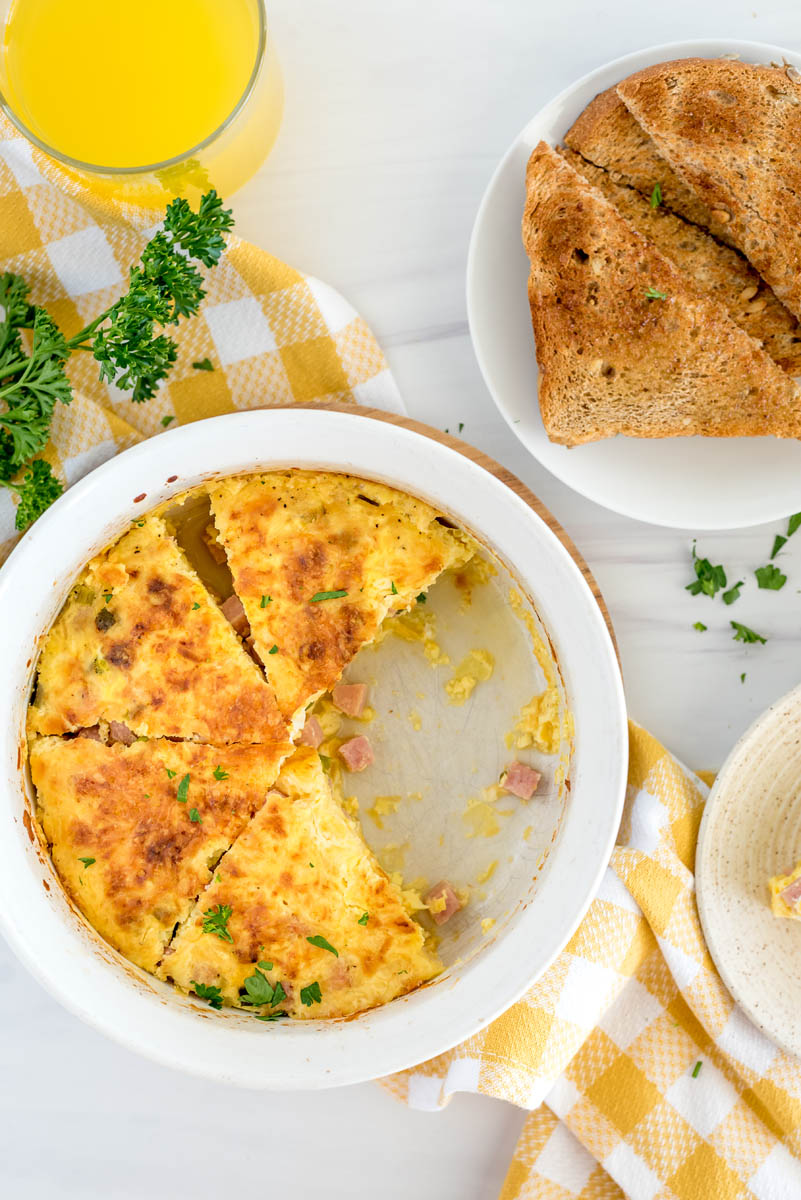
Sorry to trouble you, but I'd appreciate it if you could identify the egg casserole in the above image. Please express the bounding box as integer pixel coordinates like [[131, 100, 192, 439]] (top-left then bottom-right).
[[26, 472, 475, 1020]]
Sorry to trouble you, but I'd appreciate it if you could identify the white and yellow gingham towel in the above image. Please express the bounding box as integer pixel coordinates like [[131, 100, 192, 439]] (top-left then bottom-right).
[[2, 109, 800, 1200], [387, 723, 801, 1199], [0, 108, 401, 563]]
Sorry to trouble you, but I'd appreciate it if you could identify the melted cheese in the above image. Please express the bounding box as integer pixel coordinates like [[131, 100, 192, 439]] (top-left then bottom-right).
[[769, 861, 801, 919], [208, 472, 474, 721], [160, 749, 440, 1018], [28, 516, 286, 744]]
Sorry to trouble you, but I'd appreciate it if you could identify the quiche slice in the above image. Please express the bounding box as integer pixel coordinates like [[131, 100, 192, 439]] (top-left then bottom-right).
[[208, 471, 475, 722], [159, 747, 441, 1019], [770, 861, 801, 919], [29, 736, 291, 971], [28, 515, 286, 744]]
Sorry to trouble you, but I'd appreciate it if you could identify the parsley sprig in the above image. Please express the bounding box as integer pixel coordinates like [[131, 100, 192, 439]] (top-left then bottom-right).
[[202, 904, 234, 942], [686, 543, 727, 599], [0, 190, 232, 530]]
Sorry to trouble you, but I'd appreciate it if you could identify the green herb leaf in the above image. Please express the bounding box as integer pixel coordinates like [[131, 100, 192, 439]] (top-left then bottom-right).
[[191, 981, 223, 1010], [189, 807, 202, 823], [8, 459, 63, 531], [771, 534, 787, 559], [686, 542, 727, 599], [693, 622, 707, 632], [202, 904, 233, 942], [166, 768, 176, 779], [650, 182, 663, 209], [644, 286, 667, 300], [300, 981, 322, 1007], [310, 589, 348, 602], [161, 414, 175, 427], [191, 601, 200, 610], [192, 357, 214, 371], [788, 513, 801, 537], [78, 856, 96, 868], [731, 621, 767, 645], [257, 960, 273, 972], [255, 1011, 287, 1021], [318, 753, 330, 771], [213, 765, 229, 781], [755, 564, 787, 591], [358, 912, 369, 925], [241, 967, 276, 1006], [458, 422, 464, 433], [390, 581, 398, 595], [306, 934, 339, 957], [268, 644, 278, 654], [176, 772, 190, 803], [741, 673, 746, 683], [416, 593, 427, 604], [260, 594, 271, 607], [691, 1060, 702, 1079], [722, 580, 744, 605]]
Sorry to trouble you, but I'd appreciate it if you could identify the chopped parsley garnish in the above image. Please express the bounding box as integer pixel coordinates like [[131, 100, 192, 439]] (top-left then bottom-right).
[[257, 960, 273, 972], [771, 534, 787, 559], [693, 622, 707, 632], [650, 182, 662, 209], [300, 981, 322, 1007], [458, 422, 464, 433], [78, 856, 96, 868], [644, 286, 667, 300], [255, 1011, 287, 1022], [789, 513, 801, 537], [241, 966, 285, 1007], [176, 772, 190, 803], [191, 981, 223, 1010], [741, 673, 746, 683], [390, 581, 398, 595], [268, 644, 278, 654], [202, 904, 233, 942], [102, 592, 113, 604], [416, 593, 426, 604], [306, 934, 339, 957], [755, 564, 786, 591], [731, 621, 767, 645], [691, 1060, 702, 1079], [358, 912, 369, 926], [260, 594, 271, 607], [686, 542, 726, 598], [161, 414, 175, 428], [192, 357, 214, 371], [310, 589, 348, 602], [189, 807, 202, 823], [722, 580, 744, 605], [213, 765, 229, 781], [191, 601, 200, 610], [166, 768, 176, 779]]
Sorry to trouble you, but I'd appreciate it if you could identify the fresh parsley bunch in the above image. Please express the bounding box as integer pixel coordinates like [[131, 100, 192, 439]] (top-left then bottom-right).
[[0, 190, 233, 532]]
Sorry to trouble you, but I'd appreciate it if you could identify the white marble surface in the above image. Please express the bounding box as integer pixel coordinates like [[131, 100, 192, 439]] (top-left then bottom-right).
[[5, 1, 801, 1195]]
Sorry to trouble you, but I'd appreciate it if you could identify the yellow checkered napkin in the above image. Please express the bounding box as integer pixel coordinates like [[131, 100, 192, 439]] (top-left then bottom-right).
[[386, 723, 801, 1199], [0, 112, 401, 564]]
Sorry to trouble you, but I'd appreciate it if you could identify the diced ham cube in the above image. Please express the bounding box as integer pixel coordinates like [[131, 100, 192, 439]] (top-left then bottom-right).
[[244, 635, 263, 668], [781, 877, 801, 909], [299, 716, 324, 749], [502, 761, 541, 800], [220, 594, 250, 637], [76, 725, 102, 741], [109, 721, 136, 746], [332, 682, 368, 718], [425, 881, 462, 926], [338, 735, 373, 773]]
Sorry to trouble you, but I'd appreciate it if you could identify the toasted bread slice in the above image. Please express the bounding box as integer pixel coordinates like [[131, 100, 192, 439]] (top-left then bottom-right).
[[616, 58, 801, 320], [522, 142, 800, 445], [563, 84, 730, 238], [560, 147, 801, 373]]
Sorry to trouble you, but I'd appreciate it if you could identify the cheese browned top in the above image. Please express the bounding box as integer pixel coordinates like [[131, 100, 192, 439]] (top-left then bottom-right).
[[30, 736, 291, 971], [28, 516, 286, 744], [160, 748, 441, 1018], [209, 471, 475, 721]]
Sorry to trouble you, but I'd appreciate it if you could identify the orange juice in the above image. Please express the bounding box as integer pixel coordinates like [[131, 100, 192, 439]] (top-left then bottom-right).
[[0, 0, 282, 198]]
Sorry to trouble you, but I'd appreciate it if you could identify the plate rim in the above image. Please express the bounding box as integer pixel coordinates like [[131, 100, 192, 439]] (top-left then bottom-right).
[[466, 37, 801, 531]]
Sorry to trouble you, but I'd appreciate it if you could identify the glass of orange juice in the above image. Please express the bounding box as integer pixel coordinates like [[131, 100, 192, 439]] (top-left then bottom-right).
[[0, 0, 282, 205]]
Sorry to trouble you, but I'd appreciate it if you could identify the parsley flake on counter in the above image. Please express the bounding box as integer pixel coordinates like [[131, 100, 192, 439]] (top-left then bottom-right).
[[189, 807, 202, 823], [176, 772, 190, 803], [755, 564, 787, 591], [192, 357, 214, 371], [191, 981, 223, 1010], [160, 415, 175, 428], [645, 286, 667, 300], [741, 673, 746, 683], [693, 622, 707, 632], [650, 182, 663, 209], [268, 644, 278, 654], [731, 621, 767, 645], [306, 934, 339, 957], [686, 542, 727, 599], [310, 589, 348, 602], [458, 422, 464, 433], [358, 912, 369, 926], [771, 534, 787, 559], [722, 580, 744, 605], [213, 765, 229, 781], [202, 904, 233, 942], [300, 981, 322, 1007], [789, 513, 801, 537], [78, 856, 96, 868], [691, 1060, 702, 1079]]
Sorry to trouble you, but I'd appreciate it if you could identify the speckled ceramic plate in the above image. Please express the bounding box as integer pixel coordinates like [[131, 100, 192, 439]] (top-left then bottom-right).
[[696, 682, 801, 1057]]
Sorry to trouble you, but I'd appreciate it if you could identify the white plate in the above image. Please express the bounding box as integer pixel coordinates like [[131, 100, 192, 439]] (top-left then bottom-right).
[[467, 39, 801, 531], [696, 682, 801, 1057]]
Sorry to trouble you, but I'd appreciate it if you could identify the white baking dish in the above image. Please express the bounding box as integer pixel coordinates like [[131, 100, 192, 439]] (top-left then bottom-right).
[[0, 408, 626, 1088]]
